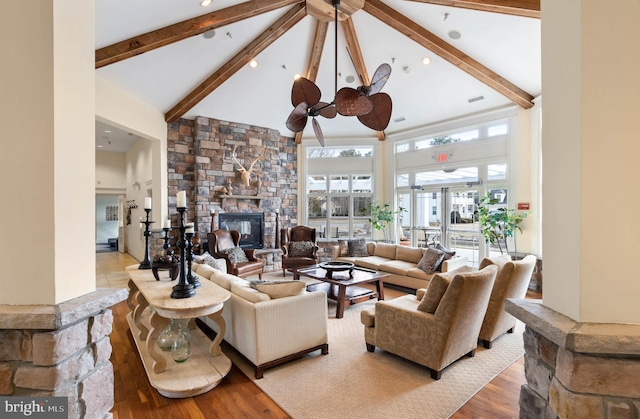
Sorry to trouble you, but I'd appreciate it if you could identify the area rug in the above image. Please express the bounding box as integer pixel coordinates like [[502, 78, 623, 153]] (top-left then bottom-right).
[[224, 275, 525, 419]]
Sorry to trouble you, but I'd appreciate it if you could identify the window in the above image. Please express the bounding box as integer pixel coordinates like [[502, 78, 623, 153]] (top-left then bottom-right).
[[307, 173, 373, 239], [432, 206, 437, 215], [307, 147, 373, 158], [416, 167, 478, 185], [488, 163, 507, 180]]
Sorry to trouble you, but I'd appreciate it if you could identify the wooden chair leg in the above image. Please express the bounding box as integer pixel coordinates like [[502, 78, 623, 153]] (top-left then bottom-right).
[[467, 349, 476, 357], [366, 343, 375, 352], [430, 369, 442, 380]]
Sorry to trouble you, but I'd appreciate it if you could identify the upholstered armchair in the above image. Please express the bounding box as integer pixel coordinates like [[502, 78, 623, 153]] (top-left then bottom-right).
[[360, 265, 498, 380], [478, 254, 536, 348], [207, 230, 265, 279], [281, 226, 318, 276]]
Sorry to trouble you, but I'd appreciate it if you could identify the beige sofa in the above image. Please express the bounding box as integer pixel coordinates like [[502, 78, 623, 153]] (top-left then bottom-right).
[[193, 262, 329, 378], [332, 241, 468, 290]]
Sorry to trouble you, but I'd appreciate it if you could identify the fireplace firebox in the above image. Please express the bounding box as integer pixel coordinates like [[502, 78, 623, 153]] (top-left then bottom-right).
[[218, 213, 264, 249]]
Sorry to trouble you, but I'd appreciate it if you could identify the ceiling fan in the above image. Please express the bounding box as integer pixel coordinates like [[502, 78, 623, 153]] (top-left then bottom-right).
[[285, 0, 393, 146]]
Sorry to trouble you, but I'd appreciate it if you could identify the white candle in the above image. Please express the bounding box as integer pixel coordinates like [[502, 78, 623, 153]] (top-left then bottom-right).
[[177, 191, 187, 208], [163, 219, 171, 229], [144, 197, 152, 209], [275, 209, 279, 214], [186, 222, 194, 234]]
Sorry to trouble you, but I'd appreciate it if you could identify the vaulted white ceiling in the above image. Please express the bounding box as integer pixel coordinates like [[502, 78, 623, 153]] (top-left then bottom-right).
[[95, 0, 540, 148]]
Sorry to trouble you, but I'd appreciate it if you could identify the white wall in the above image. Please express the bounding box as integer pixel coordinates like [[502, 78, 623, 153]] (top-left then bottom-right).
[[542, 0, 640, 323], [125, 138, 154, 262], [96, 151, 126, 192], [0, 0, 95, 305]]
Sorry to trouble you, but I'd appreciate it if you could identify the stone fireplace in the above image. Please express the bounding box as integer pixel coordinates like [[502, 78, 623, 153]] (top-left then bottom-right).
[[218, 212, 264, 249], [164, 116, 299, 253]]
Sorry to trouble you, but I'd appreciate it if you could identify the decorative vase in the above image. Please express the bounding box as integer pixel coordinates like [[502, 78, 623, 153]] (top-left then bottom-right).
[[156, 318, 180, 352], [171, 320, 191, 363]]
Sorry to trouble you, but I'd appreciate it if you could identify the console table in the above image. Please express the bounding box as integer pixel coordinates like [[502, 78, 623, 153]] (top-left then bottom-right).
[[126, 267, 231, 398]]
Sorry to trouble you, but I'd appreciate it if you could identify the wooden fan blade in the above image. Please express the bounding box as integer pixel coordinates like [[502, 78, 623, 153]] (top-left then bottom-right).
[[335, 88, 374, 117], [312, 118, 325, 147], [291, 77, 321, 107], [357, 93, 392, 131], [286, 101, 309, 132], [317, 102, 337, 119], [369, 63, 392, 95]]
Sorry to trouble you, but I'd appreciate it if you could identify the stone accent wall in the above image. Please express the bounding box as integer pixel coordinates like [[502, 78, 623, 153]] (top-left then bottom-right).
[[506, 299, 640, 419], [0, 289, 127, 419], [165, 117, 297, 256], [529, 256, 542, 292]]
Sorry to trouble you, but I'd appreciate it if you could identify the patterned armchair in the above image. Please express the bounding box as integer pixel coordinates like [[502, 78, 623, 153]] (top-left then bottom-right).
[[281, 226, 318, 276], [207, 230, 264, 279], [360, 265, 498, 380], [477, 254, 536, 348]]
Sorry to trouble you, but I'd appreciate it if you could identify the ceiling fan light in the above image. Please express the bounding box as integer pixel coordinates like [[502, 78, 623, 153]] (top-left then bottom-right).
[[422, 56, 431, 66], [249, 60, 258, 68], [200, 0, 212, 6]]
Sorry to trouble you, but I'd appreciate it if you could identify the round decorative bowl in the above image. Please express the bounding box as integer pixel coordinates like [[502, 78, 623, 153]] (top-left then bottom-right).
[[319, 261, 354, 279], [151, 262, 180, 281]]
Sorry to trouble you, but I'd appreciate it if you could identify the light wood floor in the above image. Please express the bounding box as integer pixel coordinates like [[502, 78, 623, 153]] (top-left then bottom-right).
[[100, 251, 536, 418]]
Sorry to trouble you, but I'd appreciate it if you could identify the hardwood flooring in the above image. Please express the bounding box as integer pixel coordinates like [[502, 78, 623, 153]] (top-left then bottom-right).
[[101, 252, 538, 418]]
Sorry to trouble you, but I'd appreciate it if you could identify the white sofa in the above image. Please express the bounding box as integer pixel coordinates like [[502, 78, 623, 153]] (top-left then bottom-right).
[[332, 241, 469, 290], [192, 262, 329, 378]]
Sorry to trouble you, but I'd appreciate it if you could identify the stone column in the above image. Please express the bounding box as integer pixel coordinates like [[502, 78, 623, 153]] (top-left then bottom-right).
[[508, 1, 640, 417]]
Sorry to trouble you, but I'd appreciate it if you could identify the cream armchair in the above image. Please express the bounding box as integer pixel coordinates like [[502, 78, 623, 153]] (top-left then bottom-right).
[[361, 265, 498, 380], [478, 254, 537, 348]]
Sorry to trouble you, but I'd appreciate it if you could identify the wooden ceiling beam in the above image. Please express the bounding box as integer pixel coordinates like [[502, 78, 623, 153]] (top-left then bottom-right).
[[165, 4, 307, 123], [341, 18, 385, 140], [96, 0, 304, 68], [364, 0, 534, 109], [295, 20, 329, 144], [405, 0, 540, 19]]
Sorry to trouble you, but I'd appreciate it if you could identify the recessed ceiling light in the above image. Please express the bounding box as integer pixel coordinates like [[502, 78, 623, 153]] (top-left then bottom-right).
[[422, 57, 431, 66], [294, 74, 301, 80], [448, 30, 462, 40], [104, 130, 111, 133], [345, 75, 355, 83], [203, 29, 216, 39], [249, 60, 258, 68], [97, 145, 104, 148], [200, 0, 213, 6]]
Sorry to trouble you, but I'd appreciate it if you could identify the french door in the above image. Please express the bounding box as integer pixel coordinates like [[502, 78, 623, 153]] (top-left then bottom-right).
[[399, 186, 486, 267]]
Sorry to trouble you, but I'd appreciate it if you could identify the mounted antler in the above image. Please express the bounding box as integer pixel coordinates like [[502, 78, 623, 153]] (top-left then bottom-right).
[[231, 144, 265, 186]]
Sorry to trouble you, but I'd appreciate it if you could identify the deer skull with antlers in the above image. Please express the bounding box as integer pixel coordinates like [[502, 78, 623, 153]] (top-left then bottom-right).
[[231, 144, 265, 187]]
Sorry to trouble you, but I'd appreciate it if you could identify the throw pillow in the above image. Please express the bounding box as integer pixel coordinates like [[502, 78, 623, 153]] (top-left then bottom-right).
[[220, 247, 249, 264], [289, 241, 316, 257], [194, 252, 227, 272], [338, 239, 349, 256], [417, 266, 474, 313], [417, 247, 445, 274], [249, 280, 306, 299], [434, 243, 456, 272], [347, 238, 369, 257]]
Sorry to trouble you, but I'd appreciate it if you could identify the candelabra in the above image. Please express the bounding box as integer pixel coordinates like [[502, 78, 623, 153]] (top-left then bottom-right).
[[162, 226, 172, 251], [185, 231, 200, 288], [138, 208, 154, 269], [171, 207, 196, 299]]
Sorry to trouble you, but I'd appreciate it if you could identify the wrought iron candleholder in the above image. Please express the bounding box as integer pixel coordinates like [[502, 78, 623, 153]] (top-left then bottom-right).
[[138, 208, 155, 269], [162, 227, 172, 251], [185, 231, 200, 288], [171, 207, 196, 299]]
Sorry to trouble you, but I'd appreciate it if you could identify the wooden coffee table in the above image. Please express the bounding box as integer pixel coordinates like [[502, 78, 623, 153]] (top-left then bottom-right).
[[289, 264, 388, 319]]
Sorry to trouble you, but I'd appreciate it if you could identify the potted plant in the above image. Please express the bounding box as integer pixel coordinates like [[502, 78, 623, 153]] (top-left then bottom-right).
[[478, 193, 527, 255], [363, 201, 406, 243]]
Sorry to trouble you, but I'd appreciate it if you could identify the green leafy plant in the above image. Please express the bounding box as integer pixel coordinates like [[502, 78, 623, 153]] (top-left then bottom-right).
[[478, 193, 527, 254], [363, 201, 406, 242]]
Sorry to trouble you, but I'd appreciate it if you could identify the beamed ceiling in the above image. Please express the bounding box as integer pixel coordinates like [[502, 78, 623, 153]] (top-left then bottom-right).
[[95, 0, 540, 145]]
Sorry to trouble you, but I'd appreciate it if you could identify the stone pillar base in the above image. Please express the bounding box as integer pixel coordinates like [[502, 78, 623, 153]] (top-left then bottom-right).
[[0, 289, 127, 419], [506, 299, 640, 419]]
